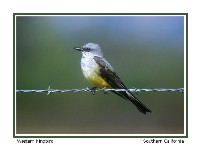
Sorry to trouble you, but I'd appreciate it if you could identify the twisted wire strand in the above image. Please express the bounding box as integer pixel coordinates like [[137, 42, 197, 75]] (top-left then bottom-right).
[[16, 87, 184, 94]]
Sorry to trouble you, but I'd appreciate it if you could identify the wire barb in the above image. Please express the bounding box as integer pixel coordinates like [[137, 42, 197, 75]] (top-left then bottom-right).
[[16, 87, 184, 94]]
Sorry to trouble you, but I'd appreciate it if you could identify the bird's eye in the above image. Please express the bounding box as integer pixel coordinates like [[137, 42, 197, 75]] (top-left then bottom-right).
[[86, 47, 90, 50]]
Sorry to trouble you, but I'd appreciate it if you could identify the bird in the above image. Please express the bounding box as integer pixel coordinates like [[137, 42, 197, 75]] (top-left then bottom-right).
[[74, 43, 151, 114]]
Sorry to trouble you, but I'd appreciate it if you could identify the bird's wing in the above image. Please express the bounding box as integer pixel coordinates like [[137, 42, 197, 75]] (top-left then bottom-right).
[[93, 56, 152, 114], [93, 56, 127, 89]]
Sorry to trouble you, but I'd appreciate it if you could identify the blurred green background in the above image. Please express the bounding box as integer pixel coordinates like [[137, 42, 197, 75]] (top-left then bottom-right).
[[16, 15, 184, 134]]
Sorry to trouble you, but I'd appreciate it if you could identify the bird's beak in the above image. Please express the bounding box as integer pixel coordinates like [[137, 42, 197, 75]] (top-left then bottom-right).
[[74, 47, 83, 51]]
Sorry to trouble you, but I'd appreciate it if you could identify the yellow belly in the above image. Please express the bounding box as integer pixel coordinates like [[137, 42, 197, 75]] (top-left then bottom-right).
[[81, 58, 110, 88], [85, 72, 110, 88]]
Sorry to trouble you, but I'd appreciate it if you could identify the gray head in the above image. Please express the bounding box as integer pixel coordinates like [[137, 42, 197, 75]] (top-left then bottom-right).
[[74, 43, 103, 57]]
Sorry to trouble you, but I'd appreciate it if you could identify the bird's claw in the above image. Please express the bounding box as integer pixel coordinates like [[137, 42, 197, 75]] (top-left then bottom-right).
[[102, 87, 109, 94], [90, 87, 97, 95]]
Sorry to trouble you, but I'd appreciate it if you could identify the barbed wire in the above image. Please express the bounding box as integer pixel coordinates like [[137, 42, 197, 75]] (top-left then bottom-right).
[[16, 87, 184, 95]]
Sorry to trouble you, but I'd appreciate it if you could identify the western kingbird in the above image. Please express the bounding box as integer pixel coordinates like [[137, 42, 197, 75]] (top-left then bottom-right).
[[74, 43, 151, 114]]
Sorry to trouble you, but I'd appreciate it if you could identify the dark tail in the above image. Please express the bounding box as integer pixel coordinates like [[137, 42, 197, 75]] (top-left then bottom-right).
[[112, 91, 152, 114]]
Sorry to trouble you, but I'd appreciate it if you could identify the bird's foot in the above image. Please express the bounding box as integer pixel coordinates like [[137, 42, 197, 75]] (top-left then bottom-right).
[[101, 86, 109, 94], [90, 87, 97, 95]]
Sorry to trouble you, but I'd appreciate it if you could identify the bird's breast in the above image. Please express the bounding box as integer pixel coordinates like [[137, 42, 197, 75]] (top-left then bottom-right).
[[81, 57, 97, 77], [80, 57, 110, 88]]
